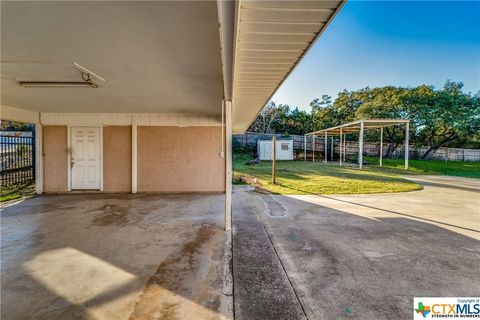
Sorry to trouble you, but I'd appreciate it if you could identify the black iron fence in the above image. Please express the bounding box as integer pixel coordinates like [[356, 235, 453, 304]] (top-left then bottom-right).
[[1, 131, 35, 188]]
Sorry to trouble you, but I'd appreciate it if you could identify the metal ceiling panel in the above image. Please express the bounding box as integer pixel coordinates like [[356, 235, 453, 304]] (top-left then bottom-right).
[[232, 0, 345, 133], [240, 41, 310, 51], [240, 21, 325, 34], [241, 7, 335, 22], [242, 1, 342, 10], [238, 32, 316, 43]]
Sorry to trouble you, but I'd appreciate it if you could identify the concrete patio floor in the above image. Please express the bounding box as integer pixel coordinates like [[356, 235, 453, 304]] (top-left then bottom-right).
[[1, 193, 231, 320], [232, 175, 480, 320], [1, 175, 479, 320]]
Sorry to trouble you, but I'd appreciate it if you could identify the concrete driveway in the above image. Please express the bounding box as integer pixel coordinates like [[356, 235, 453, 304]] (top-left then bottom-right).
[[1, 193, 231, 320], [233, 175, 480, 320], [2, 175, 479, 320]]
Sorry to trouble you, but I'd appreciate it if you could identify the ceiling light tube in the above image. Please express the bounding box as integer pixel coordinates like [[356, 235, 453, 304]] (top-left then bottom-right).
[[19, 81, 97, 88]]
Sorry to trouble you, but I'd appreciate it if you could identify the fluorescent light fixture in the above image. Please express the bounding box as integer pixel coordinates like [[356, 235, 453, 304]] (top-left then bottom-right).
[[18, 81, 98, 88], [18, 62, 105, 88]]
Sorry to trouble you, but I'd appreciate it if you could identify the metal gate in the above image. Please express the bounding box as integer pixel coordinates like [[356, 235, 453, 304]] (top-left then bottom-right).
[[1, 130, 35, 188]]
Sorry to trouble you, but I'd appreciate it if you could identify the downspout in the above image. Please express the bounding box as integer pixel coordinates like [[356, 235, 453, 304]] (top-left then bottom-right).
[[220, 100, 225, 158]]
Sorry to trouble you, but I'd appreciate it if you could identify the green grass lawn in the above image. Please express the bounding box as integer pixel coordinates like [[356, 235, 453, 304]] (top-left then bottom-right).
[[233, 153, 423, 195], [364, 157, 480, 178], [1, 182, 35, 202]]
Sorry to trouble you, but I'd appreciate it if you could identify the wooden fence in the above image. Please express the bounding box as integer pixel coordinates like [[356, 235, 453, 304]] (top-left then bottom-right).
[[233, 132, 480, 162]]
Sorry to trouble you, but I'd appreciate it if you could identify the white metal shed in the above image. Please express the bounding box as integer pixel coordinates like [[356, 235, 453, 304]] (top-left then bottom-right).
[[257, 139, 294, 160]]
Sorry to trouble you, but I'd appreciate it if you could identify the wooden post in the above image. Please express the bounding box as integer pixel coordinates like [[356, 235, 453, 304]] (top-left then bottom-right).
[[343, 134, 346, 162], [359, 122, 364, 169], [405, 121, 409, 170], [272, 136, 276, 184], [380, 126, 383, 167], [339, 128, 343, 166]]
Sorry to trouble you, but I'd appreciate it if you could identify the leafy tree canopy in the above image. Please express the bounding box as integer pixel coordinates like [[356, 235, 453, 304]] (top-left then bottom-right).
[[247, 80, 480, 155]]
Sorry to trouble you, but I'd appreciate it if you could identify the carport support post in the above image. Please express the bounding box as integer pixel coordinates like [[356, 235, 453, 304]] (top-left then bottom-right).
[[380, 126, 383, 167], [312, 135, 315, 162], [304, 135, 306, 161], [405, 121, 409, 170], [35, 123, 43, 194], [331, 136, 334, 160], [343, 134, 346, 162], [272, 136, 276, 184], [358, 121, 364, 169], [339, 128, 343, 166], [324, 131, 328, 163], [225, 100, 232, 231]]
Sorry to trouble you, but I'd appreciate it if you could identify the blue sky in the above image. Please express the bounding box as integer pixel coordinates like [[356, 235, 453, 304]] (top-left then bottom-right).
[[271, 1, 480, 111]]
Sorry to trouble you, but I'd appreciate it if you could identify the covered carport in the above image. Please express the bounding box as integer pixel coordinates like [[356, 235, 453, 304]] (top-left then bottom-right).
[[305, 119, 411, 169], [1, 0, 345, 231], [1, 1, 345, 319]]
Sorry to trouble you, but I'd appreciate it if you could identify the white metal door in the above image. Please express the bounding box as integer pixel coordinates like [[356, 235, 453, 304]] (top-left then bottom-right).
[[71, 127, 100, 190], [264, 142, 272, 160]]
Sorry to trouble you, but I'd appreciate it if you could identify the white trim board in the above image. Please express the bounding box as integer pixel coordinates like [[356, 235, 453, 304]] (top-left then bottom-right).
[[224, 100, 232, 231], [0, 105, 39, 124], [131, 122, 138, 194], [100, 125, 104, 191], [41, 113, 222, 126], [67, 126, 72, 191], [35, 124, 43, 194]]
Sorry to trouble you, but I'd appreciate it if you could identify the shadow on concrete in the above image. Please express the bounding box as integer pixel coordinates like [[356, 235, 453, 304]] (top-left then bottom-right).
[[232, 186, 480, 320], [237, 160, 420, 186], [403, 179, 480, 193], [275, 183, 479, 234]]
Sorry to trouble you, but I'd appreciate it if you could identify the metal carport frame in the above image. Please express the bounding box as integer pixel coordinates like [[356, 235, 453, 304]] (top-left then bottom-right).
[[305, 119, 410, 169]]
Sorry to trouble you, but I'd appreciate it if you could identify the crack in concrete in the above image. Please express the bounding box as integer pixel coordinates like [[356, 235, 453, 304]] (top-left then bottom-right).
[[253, 195, 309, 320]]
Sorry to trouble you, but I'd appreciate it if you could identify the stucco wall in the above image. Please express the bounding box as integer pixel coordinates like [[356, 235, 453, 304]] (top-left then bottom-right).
[[137, 126, 225, 192], [103, 126, 132, 192], [43, 126, 68, 192]]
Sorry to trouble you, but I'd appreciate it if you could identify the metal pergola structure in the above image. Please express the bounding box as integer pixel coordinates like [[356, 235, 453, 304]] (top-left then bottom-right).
[[304, 119, 410, 169]]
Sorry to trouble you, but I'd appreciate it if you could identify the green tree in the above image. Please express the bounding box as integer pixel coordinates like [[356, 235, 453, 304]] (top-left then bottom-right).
[[248, 102, 315, 134], [311, 93, 357, 129], [407, 81, 480, 158], [247, 101, 284, 133], [247, 80, 479, 156], [354, 86, 411, 157]]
